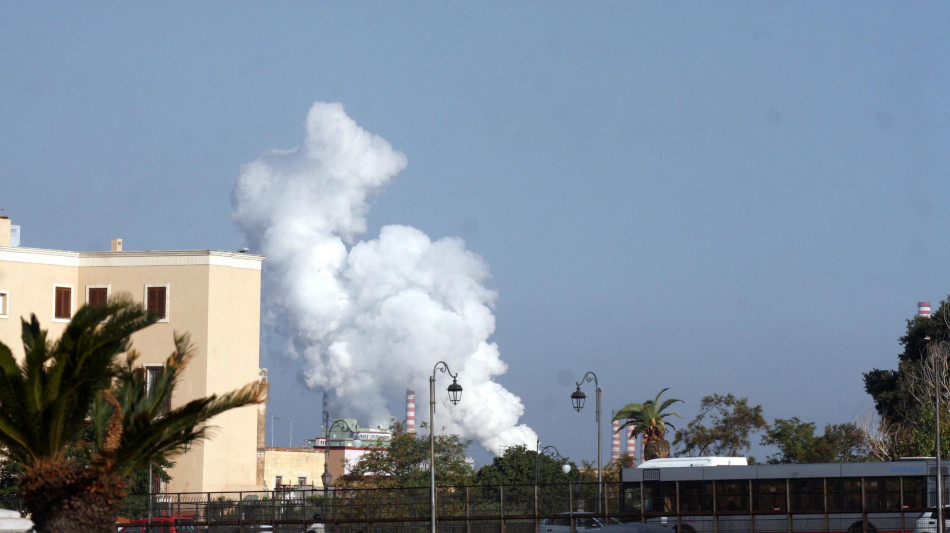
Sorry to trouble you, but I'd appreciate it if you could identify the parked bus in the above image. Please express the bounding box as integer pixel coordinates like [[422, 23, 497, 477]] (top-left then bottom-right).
[[620, 458, 946, 533]]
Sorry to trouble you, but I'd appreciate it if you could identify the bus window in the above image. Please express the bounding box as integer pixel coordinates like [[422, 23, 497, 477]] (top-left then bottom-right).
[[680, 481, 713, 513], [624, 486, 643, 513], [789, 478, 824, 513], [865, 477, 902, 511], [829, 478, 862, 512], [754, 480, 787, 512], [717, 480, 750, 513], [902, 476, 928, 511], [643, 482, 676, 514]]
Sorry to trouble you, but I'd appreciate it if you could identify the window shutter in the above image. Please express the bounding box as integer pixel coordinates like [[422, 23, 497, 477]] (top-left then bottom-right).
[[147, 286, 167, 319], [55, 287, 71, 319], [88, 287, 107, 307]]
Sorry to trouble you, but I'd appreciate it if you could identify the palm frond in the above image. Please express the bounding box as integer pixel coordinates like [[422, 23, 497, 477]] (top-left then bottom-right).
[[89, 332, 267, 476], [0, 298, 155, 469]]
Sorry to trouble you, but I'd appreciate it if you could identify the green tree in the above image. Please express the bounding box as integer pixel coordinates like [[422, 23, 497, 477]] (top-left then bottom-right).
[[613, 388, 682, 461], [339, 420, 473, 489], [761, 417, 868, 464], [0, 297, 268, 533], [673, 394, 767, 457], [864, 297, 950, 425], [474, 445, 576, 487]]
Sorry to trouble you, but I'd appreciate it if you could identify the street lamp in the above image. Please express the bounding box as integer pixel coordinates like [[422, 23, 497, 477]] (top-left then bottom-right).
[[534, 440, 572, 522], [430, 361, 462, 533], [933, 340, 948, 533], [571, 371, 603, 517], [321, 417, 362, 497], [289, 415, 296, 447], [535, 439, 572, 485]]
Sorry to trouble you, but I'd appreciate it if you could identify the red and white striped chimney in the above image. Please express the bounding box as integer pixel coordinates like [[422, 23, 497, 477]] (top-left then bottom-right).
[[919, 302, 932, 317], [611, 413, 621, 464], [406, 389, 416, 433]]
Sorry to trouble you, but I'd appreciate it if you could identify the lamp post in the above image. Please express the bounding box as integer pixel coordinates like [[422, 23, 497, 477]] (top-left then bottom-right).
[[535, 439, 572, 484], [935, 340, 947, 533], [571, 371, 603, 517], [430, 361, 463, 533], [289, 415, 296, 447], [321, 418, 362, 499], [535, 439, 572, 521]]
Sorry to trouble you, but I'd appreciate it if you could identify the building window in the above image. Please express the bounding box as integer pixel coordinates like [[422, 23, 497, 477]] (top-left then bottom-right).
[[0, 291, 8, 318], [275, 476, 282, 488], [54, 285, 72, 321], [144, 364, 171, 413], [298, 477, 307, 486], [145, 285, 168, 321], [87, 286, 109, 308]]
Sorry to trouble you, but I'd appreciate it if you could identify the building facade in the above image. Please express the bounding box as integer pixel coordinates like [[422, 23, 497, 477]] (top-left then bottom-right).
[[0, 217, 265, 493]]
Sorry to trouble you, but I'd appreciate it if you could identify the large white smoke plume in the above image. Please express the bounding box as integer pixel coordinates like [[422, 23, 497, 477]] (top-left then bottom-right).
[[231, 102, 536, 454]]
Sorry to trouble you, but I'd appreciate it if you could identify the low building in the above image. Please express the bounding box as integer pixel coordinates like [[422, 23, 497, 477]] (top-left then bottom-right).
[[260, 447, 326, 491], [0, 217, 266, 493], [258, 420, 389, 491]]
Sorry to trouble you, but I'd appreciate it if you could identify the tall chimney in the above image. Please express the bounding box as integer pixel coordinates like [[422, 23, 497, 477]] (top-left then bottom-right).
[[919, 301, 932, 317], [627, 426, 638, 465], [406, 389, 416, 433], [611, 413, 621, 464]]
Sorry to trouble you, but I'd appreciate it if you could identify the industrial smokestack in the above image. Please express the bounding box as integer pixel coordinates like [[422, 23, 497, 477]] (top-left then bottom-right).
[[627, 426, 638, 465], [611, 413, 621, 464], [406, 389, 416, 433], [919, 301, 932, 317]]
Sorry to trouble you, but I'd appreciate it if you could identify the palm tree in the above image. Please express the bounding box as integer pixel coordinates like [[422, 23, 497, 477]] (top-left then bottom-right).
[[612, 388, 682, 461], [0, 296, 268, 533]]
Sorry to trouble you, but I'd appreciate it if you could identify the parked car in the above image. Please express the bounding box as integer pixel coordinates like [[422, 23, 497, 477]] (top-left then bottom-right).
[[119, 516, 200, 533], [914, 507, 950, 533], [538, 513, 622, 533]]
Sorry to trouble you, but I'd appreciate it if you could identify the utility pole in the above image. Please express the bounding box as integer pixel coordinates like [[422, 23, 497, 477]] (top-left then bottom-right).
[[289, 415, 296, 447]]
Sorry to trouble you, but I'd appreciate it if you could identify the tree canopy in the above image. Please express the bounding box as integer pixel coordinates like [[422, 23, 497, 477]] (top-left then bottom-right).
[[339, 421, 473, 489], [673, 394, 767, 457], [862, 297, 950, 459], [760, 417, 867, 464], [864, 297, 950, 425], [474, 444, 576, 487]]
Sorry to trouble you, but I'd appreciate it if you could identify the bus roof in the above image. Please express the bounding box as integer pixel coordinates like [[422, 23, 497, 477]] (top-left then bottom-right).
[[636, 457, 748, 468], [623, 459, 932, 483]]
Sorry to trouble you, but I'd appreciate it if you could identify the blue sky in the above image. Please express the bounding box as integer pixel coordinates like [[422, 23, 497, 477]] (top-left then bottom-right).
[[2, 3, 948, 466]]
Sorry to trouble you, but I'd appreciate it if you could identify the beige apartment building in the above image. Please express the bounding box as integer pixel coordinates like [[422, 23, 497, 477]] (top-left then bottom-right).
[[0, 217, 266, 494]]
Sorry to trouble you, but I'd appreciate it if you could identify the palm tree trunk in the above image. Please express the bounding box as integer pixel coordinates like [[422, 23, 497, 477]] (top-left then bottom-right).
[[22, 463, 127, 533], [644, 439, 671, 461]]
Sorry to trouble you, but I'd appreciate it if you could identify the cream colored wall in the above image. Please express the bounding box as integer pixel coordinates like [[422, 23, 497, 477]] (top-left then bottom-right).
[[0, 247, 265, 495], [0, 219, 9, 247], [261, 448, 328, 491], [77, 259, 216, 493], [192, 262, 263, 493], [0, 248, 79, 350]]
